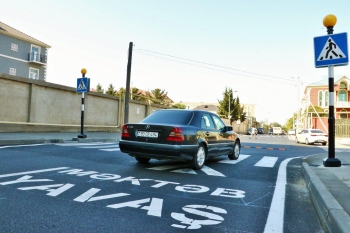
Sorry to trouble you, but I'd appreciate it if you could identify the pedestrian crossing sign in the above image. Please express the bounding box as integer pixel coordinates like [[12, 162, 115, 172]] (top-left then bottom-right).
[[76, 77, 90, 93], [314, 32, 348, 68]]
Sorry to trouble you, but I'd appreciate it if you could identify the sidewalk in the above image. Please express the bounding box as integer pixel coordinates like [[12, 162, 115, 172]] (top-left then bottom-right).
[[0, 132, 349, 232]]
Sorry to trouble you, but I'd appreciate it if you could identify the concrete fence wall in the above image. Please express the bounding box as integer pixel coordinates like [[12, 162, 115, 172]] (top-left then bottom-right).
[[0, 73, 166, 132]]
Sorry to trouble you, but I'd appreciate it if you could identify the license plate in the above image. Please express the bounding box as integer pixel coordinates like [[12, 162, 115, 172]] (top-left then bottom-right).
[[137, 131, 158, 138]]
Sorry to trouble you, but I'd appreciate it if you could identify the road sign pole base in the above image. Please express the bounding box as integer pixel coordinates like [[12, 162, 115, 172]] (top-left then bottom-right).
[[77, 134, 87, 139], [323, 158, 341, 167]]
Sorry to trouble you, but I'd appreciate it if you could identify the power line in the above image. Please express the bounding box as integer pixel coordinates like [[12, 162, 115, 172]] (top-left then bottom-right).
[[134, 48, 300, 85], [134, 50, 298, 85]]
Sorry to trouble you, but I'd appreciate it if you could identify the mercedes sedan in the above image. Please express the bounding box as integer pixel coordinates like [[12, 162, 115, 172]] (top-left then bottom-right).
[[119, 109, 241, 170]]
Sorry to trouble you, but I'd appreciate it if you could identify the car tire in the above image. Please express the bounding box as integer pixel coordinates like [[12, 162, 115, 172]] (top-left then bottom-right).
[[295, 137, 299, 143], [135, 156, 151, 163], [305, 138, 310, 145], [322, 142, 327, 146], [228, 141, 240, 160], [190, 144, 206, 170]]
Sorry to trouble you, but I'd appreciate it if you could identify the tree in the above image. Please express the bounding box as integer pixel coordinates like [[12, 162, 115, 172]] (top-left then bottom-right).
[[149, 88, 168, 105], [96, 83, 104, 94], [105, 84, 116, 96], [130, 87, 146, 102], [172, 103, 186, 109], [305, 105, 328, 117], [115, 87, 126, 99], [217, 87, 246, 123]]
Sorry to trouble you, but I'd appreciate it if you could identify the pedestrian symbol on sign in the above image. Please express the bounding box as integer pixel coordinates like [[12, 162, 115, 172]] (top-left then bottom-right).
[[317, 37, 346, 61], [77, 80, 87, 90]]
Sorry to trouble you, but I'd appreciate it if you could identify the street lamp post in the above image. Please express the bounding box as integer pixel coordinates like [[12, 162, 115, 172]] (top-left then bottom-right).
[[322, 14, 341, 167]]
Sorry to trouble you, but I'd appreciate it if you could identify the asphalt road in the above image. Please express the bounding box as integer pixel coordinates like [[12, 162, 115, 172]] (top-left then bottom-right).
[[0, 134, 326, 232]]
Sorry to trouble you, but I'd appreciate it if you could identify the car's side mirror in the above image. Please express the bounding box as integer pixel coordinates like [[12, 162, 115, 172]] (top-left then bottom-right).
[[224, 126, 233, 132]]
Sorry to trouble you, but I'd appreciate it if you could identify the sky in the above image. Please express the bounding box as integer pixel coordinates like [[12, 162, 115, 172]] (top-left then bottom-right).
[[2, 0, 350, 124]]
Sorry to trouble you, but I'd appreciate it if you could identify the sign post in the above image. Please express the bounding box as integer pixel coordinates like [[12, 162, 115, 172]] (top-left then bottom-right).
[[314, 14, 348, 167], [76, 68, 90, 139]]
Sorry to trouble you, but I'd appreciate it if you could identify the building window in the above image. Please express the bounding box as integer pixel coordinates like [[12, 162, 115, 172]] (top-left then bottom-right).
[[325, 91, 329, 107], [30, 45, 41, 62], [340, 82, 347, 89], [9, 68, 16, 75], [338, 90, 347, 102], [29, 68, 39, 79], [340, 109, 347, 119], [11, 43, 18, 51], [318, 91, 323, 106]]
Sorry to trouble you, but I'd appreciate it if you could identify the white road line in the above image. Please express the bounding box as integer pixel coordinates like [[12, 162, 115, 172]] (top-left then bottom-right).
[[217, 154, 251, 164], [100, 148, 120, 151], [254, 156, 278, 168], [80, 145, 119, 149], [201, 166, 225, 177], [264, 157, 301, 233], [171, 169, 197, 174], [0, 144, 46, 149], [56, 142, 116, 147], [148, 164, 189, 171], [0, 167, 70, 178]]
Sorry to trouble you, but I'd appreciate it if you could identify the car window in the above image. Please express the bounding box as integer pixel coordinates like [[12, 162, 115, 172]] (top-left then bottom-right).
[[141, 110, 193, 124], [311, 130, 324, 133], [212, 115, 225, 131], [201, 114, 215, 129]]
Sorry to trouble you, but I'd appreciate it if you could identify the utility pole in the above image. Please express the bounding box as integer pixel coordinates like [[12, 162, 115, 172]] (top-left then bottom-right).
[[124, 42, 133, 124]]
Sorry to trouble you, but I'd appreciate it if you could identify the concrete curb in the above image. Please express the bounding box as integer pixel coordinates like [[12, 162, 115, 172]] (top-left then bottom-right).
[[0, 139, 64, 146], [301, 160, 350, 233]]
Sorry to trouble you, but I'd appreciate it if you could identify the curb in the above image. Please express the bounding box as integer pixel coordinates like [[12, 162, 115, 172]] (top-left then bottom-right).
[[301, 160, 350, 233]]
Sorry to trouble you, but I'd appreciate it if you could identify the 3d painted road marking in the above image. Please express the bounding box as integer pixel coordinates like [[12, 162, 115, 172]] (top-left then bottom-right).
[[254, 156, 278, 168]]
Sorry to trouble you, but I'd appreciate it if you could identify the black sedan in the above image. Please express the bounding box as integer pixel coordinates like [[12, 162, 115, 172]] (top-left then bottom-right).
[[119, 109, 241, 170]]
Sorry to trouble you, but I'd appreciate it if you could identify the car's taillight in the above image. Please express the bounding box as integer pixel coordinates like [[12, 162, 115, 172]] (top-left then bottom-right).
[[121, 124, 130, 139], [167, 127, 184, 142], [310, 134, 317, 136]]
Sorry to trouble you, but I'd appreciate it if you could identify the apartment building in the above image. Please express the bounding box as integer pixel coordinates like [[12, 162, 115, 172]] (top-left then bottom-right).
[[0, 21, 50, 80]]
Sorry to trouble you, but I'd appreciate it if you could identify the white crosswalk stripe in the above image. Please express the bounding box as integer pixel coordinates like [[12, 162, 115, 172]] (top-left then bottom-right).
[[254, 156, 278, 168], [217, 154, 251, 164], [56, 142, 119, 151]]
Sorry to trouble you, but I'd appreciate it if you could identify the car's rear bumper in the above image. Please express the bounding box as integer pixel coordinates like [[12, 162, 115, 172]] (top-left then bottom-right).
[[119, 140, 198, 161]]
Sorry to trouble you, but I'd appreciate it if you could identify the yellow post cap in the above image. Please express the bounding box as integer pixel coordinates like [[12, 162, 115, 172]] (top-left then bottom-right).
[[323, 14, 337, 27], [81, 68, 87, 75]]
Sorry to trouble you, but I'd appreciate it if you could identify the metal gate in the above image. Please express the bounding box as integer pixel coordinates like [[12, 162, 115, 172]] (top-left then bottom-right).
[[335, 119, 350, 137]]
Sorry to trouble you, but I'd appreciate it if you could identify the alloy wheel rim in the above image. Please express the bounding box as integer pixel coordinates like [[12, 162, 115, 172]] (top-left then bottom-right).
[[234, 144, 240, 157], [197, 147, 205, 166]]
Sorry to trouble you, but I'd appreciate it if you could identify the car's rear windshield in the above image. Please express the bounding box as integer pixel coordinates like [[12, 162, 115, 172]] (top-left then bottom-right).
[[140, 110, 193, 125], [311, 130, 325, 134]]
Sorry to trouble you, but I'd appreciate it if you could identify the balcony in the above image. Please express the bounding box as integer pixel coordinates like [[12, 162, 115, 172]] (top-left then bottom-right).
[[28, 53, 47, 65], [335, 101, 350, 108]]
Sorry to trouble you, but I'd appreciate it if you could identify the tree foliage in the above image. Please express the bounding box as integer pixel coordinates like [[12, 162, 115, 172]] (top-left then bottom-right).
[[148, 88, 168, 105], [115, 87, 126, 99], [304, 105, 328, 117], [105, 84, 116, 96], [130, 87, 146, 101], [172, 103, 186, 109], [217, 87, 246, 123], [96, 83, 104, 94]]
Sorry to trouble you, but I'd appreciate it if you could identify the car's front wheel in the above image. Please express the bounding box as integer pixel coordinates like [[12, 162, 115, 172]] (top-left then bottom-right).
[[135, 156, 151, 163], [228, 142, 240, 160], [295, 137, 299, 143], [305, 138, 310, 145], [322, 142, 327, 146], [190, 144, 206, 170]]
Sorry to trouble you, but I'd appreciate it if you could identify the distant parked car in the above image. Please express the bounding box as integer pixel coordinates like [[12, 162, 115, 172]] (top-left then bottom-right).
[[288, 129, 296, 135], [257, 128, 264, 134], [295, 129, 328, 145]]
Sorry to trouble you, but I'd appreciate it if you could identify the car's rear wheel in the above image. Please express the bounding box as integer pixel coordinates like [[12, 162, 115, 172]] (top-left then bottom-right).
[[190, 144, 206, 170], [228, 142, 240, 160], [322, 142, 327, 146], [295, 137, 299, 143], [135, 156, 151, 163]]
